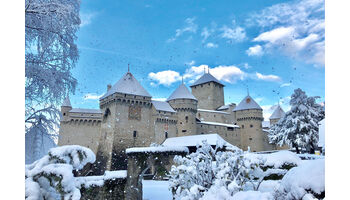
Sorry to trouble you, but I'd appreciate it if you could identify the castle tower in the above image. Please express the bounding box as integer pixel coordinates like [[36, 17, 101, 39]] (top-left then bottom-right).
[[269, 105, 285, 125], [61, 96, 72, 122], [190, 72, 225, 110], [233, 95, 264, 152], [167, 83, 198, 136], [95, 71, 154, 173]]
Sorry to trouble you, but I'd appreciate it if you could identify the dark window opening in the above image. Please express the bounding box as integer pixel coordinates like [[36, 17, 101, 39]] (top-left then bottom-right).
[[242, 125, 244, 129], [201, 132, 204, 134], [165, 132, 168, 138], [250, 124, 253, 128], [227, 127, 234, 131], [249, 138, 252, 141], [133, 131, 137, 138], [63, 113, 66, 116], [182, 130, 187, 133], [185, 116, 188, 123]]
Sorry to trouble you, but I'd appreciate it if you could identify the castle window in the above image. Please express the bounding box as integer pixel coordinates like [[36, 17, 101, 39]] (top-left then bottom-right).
[[185, 116, 188, 123], [133, 131, 137, 138], [182, 130, 187, 133], [242, 125, 244, 129], [249, 138, 252, 141], [250, 124, 253, 128], [201, 132, 204, 134], [63, 113, 66, 116], [227, 127, 234, 131], [165, 132, 168, 138], [214, 115, 216, 117]]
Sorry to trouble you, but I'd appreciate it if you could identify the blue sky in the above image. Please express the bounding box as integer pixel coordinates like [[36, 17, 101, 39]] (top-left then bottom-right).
[[70, 0, 325, 120]]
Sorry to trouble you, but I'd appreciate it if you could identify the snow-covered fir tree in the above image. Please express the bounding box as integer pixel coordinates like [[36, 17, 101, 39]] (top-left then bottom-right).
[[25, 145, 96, 200], [25, 0, 81, 163], [268, 88, 325, 154]]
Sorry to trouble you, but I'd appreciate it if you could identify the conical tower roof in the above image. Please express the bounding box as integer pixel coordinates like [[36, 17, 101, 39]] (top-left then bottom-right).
[[62, 96, 71, 107], [167, 84, 197, 101], [233, 95, 262, 111], [190, 72, 224, 87], [270, 105, 285, 120], [100, 72, 151, 99]]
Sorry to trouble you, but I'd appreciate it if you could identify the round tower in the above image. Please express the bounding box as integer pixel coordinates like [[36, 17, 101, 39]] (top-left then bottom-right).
[[269, 105, 285, 125], [190, 72, 225, 110], [61, 96, 72, 121], [167, 84, 198, 136], [233, 95, 264, 152]]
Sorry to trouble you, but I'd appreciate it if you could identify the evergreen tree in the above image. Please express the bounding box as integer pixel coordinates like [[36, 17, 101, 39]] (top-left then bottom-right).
[[268, 88, 325, 154]]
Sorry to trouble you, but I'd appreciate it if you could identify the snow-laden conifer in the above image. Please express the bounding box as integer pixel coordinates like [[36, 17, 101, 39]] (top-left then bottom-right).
[[268, 88, 325, 153]]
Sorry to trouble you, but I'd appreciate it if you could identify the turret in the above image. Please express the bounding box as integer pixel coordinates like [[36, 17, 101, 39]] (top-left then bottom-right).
[[190, 71, 225, 110], [61, 96, 72, 121], [269, 105, 285, 125], [167, 83, 198, 136], [233, 95, 264, 152]]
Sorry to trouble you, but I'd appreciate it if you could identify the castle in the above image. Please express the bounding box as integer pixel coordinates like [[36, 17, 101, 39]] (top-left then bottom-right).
[[58, 70, 285, 171]]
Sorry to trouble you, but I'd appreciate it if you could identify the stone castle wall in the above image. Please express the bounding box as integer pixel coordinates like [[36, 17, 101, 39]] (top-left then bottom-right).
[[191, 82, 224, 110], [168, 99, 197, 136]]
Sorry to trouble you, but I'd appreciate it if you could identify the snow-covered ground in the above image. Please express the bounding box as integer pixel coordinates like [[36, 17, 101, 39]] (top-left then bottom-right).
[[143, 180, 172, 200]]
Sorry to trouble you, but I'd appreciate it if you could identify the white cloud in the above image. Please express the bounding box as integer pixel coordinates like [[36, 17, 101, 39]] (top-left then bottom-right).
[[256, 72, 282, 82], [148, 70, 181, 86], [280, 83, 292, 87], [246, 45, 263, 56], [206, 42, 218, 48], [185, 60, 196, 66], [220, 25, 246, 42], [167, 17, 198, 42], [80, 12, 97, 27], [83, 93, 103, 100], [184, 65, 246, 84], [247, 0, 325, 66], [253, 27, 295, 43]]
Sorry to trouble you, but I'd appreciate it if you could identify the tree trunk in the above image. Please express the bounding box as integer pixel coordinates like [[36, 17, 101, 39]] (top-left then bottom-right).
[[293, 142, 300, 154], [309, 143, 315, 154]]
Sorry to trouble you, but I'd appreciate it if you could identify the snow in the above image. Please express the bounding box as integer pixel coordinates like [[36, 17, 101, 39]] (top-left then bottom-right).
[[258, 180, 280, 193], [217, 104, 230, 110], [198, 121, 239, 128], [190, 72, 224, 87], [278, 159, 325, 199], [75, 170, 127, 189], [262, 121, 270, 128], [62, 96, 72, 107], [162, 134, 234, 148], [318, 119, 325, 148], [25, 128, 56, 164], [100, 72, 152, 99], [125, 146, 189, 154], [233, 95, 262, 111], [197, 109, 230, 114], [167, 84, 197, 101], [261, 151, 302, 168], [270, 105, 285, 120], [69, 108, 102, 114], [142, 180, 172, 200], [232, 191, 273, 200], [152, 100, 176, 113]]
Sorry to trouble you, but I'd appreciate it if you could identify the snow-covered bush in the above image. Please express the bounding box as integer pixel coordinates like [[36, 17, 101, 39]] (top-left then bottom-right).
[[25, 145, 96, 200], [269, 88, 325, 154], [169, 141, 267, 200], [274, 159, 325, 200]]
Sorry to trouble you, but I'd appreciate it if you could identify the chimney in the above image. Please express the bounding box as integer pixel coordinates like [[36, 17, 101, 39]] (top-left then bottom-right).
[[107, 84, 112, 91]]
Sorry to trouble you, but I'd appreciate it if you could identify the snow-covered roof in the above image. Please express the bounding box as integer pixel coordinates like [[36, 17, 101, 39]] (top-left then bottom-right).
[[100, 72, 151, 99], [152, 100, 176, 113], [125, 146, 189, 154], [197, 109, 229, 115], [262, 121, 270, 128], [190, 73, 224, 87], [69, 108, 102, 114], [270, 105, 285, 120], [198, 121, 239, 128], [162, 133, 234, 147], [62, 97, 71, 107], [217, 104, 230, 110], [167, 84, 197, 101], [233, 95, 262, 111]]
